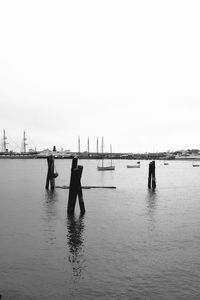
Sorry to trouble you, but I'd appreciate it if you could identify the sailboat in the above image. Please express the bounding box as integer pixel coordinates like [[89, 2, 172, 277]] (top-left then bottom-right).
[[97, 138, 115, 171]]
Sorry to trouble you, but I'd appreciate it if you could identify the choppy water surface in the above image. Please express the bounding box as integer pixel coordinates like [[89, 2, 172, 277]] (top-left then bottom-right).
[[0, 159, 200, 299]]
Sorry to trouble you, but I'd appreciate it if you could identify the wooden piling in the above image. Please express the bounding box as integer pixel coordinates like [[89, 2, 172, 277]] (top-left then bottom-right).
[[71, 156, 78, 171], [148, 161, 152, 189], [67, 157, 85, 215], [67, 157, 78, 213], [45, 155, 55, 190], [67, 167, 78, 214], [151, 161, 156, 189], [77, 165, 85, 214], [148, 161, 156, 189]]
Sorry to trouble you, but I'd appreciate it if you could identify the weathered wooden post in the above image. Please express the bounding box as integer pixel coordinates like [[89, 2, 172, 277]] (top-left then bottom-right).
[[151, 160, 156, 189], [45, 155, 55, 190], [148, 161, 152, 189], [77, 165, 85, 214], [67, 157, 78, 214], [148, 160, 156, 189], [67, 157, 85, 215]]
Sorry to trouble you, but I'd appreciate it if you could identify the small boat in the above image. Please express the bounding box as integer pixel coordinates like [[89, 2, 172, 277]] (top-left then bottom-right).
[[127, 161, 141, 168], [127, 164, 140, 168], [163, 159, 169, 165], [97, 138, 115, 171], [98, 165, 115, 171]]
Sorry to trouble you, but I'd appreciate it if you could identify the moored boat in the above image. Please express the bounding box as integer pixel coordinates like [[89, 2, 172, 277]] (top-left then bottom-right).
[[97, 165, 115, 171], [97, 138, 115, 171], [127, 164, 140, 168]]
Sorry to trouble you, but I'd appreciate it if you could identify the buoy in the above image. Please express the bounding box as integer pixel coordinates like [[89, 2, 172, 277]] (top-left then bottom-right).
[[53, 172, 59, 178]]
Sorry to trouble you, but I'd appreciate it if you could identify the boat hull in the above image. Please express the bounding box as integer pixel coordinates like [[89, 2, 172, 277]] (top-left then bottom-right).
[[126, 165, 140, 168], [97, 166, 115, 171]]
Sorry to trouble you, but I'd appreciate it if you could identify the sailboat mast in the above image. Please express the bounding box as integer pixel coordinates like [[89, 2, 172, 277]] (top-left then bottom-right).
[[2, 129, 8, 152], [78, 136, 80, 154], [97, 136, 99, 154], [24, 131, 26, 152], [22, 130, 27, 153], [110, 144, 112, 166], [87, 136, 90, 154], [102, 136, 104, 167]]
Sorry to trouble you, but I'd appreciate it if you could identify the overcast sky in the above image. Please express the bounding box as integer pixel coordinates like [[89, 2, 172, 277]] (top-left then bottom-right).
[[0, 0, 200, 153]]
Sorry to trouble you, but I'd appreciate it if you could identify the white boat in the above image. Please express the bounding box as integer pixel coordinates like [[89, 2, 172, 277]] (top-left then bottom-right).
[[97, 138, 115, 171], [127, 161, 140, 168]]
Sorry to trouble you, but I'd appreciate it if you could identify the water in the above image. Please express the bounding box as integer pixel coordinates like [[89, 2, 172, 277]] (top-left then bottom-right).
[[0, 159, 200, 299]]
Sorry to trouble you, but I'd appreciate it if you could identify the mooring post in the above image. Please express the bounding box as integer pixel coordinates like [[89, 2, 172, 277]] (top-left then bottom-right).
[[148, 161, 152, 189], [68, 157, 78, 212], [67, 157, 85, 215], [71, 156, 78, 171], [77, 165, 85, 214], [148, 161, 156, 189], [67, 161, 78, 214], [151, 160, 156, 189], [45, 156, 50, 189], [45, 155, 55, 190]]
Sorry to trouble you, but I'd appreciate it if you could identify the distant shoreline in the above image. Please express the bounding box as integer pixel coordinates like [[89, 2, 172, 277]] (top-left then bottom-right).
[[1, 152, 200, 160], [0, 156, 199, 160]]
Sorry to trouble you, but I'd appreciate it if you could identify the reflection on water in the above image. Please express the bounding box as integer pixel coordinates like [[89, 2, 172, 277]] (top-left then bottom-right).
[[146, 189, 158, 231], [45, 189, 58, 203], [43, 190, 59, 245], [44, 190, 59, 219], [66, 214, 86, 282]]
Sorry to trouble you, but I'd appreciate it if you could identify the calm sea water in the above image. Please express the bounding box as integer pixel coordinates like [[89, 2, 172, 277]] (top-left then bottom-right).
[[0, 159, 200, 299]]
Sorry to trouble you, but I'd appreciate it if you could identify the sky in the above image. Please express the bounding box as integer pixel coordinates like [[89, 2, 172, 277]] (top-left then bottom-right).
[[0, 0, 200, 153]]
